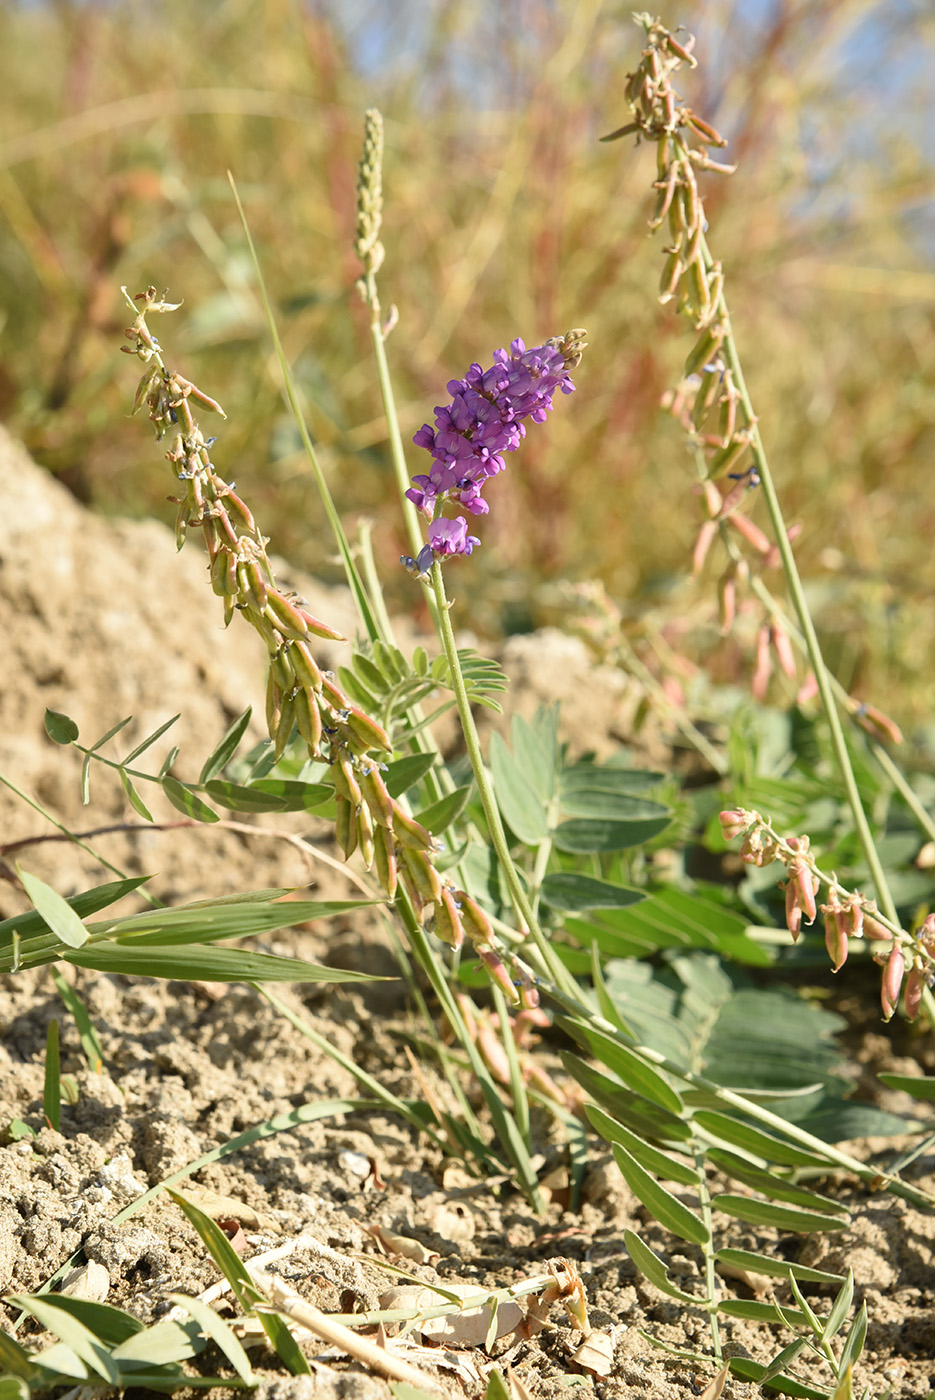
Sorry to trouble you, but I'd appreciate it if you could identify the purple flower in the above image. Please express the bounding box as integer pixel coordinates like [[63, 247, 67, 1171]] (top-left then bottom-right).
[[428, 516, 480, 557], [408, 331, 584, 565]]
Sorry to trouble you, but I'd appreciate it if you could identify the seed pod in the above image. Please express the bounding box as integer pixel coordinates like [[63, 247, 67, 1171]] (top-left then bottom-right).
[[881, 945, 905, 1021], [293, 684, 323, 753], [456, 890, 495, 945], [710, 435, 753, 480], [237, 559, 268, 613], [295, 609, 346, 642], [266, 672, 282, 737], [223, 487, 256, 535], [692, 371, 721, 430], [658, 249, 682, 304], [374, 823, 398, 899], [343, 707, 392, 754], [684, 324, 724, 377], [693, 519, 717, 577], [334, 794, 359, 859], [210, 548, 239, 597], [175, 501, 192, 549], [289, 639, 324, 691], [274, 690, 297, 760], [359, 764, 394, 826], [270, 646, 295, 691], [392, 807, 433, 851], [357, 801, 375, 870], [432, 887, 464, 951], [264, 589, 310, 642], [332, 752, 362, 806], [785, 881, 803, 941], [400, 846, 443, 904], [320, 673, 350, 712], [824, 908, 848, 973], [904, 967, 923, 1021]]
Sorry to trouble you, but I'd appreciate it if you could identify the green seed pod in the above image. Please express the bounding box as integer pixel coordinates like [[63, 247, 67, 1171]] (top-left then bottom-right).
[[270, 645, 295, 691], [295, 608, 346, 642], [334, 794, 358, 860], [392, 806, 433, 852], [400, 845, 443, 904], [223, 487, 256, 535], [293, 684, 323, 753], [358, 764, 394, 826], [684, 324, 724, 377], [289, 639, 323, 691], [432, 887, 465, 950], [210, 548, 238, 597], [274, 690, 297, 760], [374, 823, 397, 899], [265, 672, 282, 737], [264, 589, 310, 642], [343, 706, 391, 754], [357, 801, 375, 870], [331, 753, 362, 806], [237, 559, 268, 613], [658, 249, 682, 304], [456, 890, 495, 946]]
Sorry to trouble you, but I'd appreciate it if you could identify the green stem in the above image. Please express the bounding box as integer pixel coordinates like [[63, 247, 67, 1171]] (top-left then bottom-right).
[[429, 562, 577, 997], [700, 229, 898, 927], [695, 1146, 722, 1363]]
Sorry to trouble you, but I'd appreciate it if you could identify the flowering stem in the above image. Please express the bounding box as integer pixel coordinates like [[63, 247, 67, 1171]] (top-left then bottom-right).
[[704, 240, 898, 927], [429, 562, 577, 997]]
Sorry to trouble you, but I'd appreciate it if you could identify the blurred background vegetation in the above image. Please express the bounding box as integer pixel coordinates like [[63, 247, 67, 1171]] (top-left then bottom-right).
[[1, 0, 933, 727]]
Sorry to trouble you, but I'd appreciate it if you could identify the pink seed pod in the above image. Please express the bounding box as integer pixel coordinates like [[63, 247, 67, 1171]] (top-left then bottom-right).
[[771, 622, 797, 681], [693, 519, 718, 575], [881, 945, 906, 1021], [853, 703, 904, 747], [785, 881, 803, 941], [718, 572, 736, 633], [904, 967, 924, 1022], [718, 810, 748, 840], [791, 860, 818, 926], [727, 512, 771, 555], [823, 907, 848, 973], [796, 671, 819, 706]]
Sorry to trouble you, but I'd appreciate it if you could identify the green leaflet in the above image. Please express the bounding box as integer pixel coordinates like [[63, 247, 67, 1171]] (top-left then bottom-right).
[[587, 1105, 700, 1185], [612, 1143, 709, 1245], [624, 1229, 701, 1304], [711, 1194, 850, 1233]]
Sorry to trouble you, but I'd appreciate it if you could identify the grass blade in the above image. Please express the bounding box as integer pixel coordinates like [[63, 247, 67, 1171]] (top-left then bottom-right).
[[43, 1018, 60, 1130], [51, 967, 105, 1072], [168, 1191, 310, 1375], [18, 867, 89, 948], [167, 1294, 255, 1384]]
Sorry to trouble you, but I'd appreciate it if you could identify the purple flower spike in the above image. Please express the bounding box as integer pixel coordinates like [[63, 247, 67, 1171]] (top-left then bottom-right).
[[408, 329, 586, 565], [428, 516, 480, 557]]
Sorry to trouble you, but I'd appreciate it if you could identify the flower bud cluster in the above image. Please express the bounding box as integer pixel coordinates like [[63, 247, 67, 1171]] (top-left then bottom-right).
[[719, 807, 935, 1021], [122, 287, 480, 944], [408, 330, 586, 561]]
